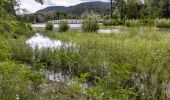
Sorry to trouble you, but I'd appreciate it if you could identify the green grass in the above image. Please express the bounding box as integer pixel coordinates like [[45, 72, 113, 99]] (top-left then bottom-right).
[[1, 25, 170, 99], [156, 19, 170, 28], [44, 30, 170, 99]]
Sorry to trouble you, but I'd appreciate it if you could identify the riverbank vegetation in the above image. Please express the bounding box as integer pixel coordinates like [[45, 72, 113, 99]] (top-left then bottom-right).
[[1, 0, 170, 100], [16, 30, 170, 99]]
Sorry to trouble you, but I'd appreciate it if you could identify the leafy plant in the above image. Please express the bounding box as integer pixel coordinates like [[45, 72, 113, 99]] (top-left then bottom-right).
[[156, 19, 170, 28], [46, 21, 54, 31], [82, 19, 99, 32], [58, 21, 69, 32], [125, 19, 141, 27]]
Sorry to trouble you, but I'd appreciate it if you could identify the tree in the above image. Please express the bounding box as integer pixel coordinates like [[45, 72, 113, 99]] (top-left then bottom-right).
[[126, 0, 139, 19], [146, 0, 163, 18], [115, 0, 127, 19], [34, 0, 44, 4], [111, 0, 113, 19], [162, 0, 170, 18]]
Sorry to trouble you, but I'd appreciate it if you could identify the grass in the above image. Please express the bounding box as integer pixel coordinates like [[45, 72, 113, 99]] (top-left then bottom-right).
[[44, 30, 170, 99], [2, 24, 170, 99], [156, 19, 170, 28]]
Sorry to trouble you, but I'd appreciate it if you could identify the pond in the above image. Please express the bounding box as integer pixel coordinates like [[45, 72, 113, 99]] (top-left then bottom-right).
[[32, 24, 170, 34], [26, 33, 75, 83], [26, 33, 74, 49]]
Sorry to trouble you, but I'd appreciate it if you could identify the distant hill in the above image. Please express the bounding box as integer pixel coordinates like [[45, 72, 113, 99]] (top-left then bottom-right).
[[36, 1, 110, 16]]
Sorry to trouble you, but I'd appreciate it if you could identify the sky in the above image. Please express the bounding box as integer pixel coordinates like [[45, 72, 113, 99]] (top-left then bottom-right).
[[20, 0, 108, 13]]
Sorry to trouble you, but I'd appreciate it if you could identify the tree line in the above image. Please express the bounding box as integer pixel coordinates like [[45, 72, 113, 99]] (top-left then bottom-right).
[[111, 0, 170, 19]]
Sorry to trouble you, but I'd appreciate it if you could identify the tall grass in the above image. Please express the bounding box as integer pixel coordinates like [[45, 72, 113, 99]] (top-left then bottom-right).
[[58, 21, 69, 32], [156, 19, 170, 28], [46, 31, 170, 99], [125, 19, 141, 27], [0, 37, 11, 61], [46, 21, 54, 31], [82, 19, 99, 32], [6, 29, 170, 99], [103, 19, 126, 26]]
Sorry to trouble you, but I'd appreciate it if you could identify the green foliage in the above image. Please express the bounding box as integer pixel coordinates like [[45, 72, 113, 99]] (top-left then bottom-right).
[[81, 10, 100, 20], [11, 40, 34, 64], [111, 19, 119, 26], [140, 19, 155, 26], [0, 61, 44, 99], [27, 24, 33, 30], [0, 37, 11, 61], [125, 19, 141, 27], [156, 19, 170, 28], [103, 19, 126, 26], [103, 20, 111, 26], [45, 21, 54, 31], [58, 21, 70, 32], [46, 31, 170, 99], [82, 19, 99, 32]]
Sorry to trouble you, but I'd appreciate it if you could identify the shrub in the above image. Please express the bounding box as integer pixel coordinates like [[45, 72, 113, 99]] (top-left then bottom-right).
[[103, 19, 126, 26], [0, 61, 44, 99], [103, 20, 111, 26], [58, 21, 69, 32], [111, 19, 118, 26], [0, 37, 11, 61], [82, 19, 99, 32], [11, 40, 34, 64], [140, 19, 155, 26], [0, 19, 14, 35], [117, 18, 126, 25], [156, 19, 170, 28], [27, 23, 33, 30], [46, 21, 54, 31], [125, 19, 141, 27]]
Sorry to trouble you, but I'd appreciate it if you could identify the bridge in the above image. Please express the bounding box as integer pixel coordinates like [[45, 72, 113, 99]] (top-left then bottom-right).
[[52, 20, 83, 24], [52, 19, 103, 24]]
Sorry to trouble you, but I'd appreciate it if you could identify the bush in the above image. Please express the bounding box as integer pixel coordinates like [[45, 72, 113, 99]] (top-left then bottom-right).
[[117, 18, 126, 25], [0, 37, 11, 61], [103, 20, 111, 26], [46, 21, 54, 31], [58, 21, 69, 32], [82, 19, 99, 32], [140, 19, 155, 26], [111, 19, 119, 26], [156, 19, 170, 28], [27, 23, 33, 30], [11, 40, 33, 64], [103, 19, 126, 26], [125, 19, 141, 27], [0, 61, 44, 99]]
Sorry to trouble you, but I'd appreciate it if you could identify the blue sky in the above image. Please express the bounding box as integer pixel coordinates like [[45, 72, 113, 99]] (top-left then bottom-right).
[[20, 0, 109, 13]]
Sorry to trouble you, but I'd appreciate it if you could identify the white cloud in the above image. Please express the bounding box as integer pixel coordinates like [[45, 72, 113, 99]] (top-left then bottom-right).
[[20, 0, 108, 13]]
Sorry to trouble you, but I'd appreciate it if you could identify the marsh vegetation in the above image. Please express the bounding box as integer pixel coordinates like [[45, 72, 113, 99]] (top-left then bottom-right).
[[2, 0, 170, 99]]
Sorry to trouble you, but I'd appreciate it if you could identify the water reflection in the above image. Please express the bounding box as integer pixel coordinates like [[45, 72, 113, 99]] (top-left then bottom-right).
[[26, 33, 62, 49], [26, 33, 74, 49]]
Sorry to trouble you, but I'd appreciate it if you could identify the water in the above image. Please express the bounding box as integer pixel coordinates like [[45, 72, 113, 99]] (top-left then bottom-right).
[[26, 33, 75, 83], [26, 33, 62, 49], [26, 33, 74, 49], [98, 29, 126, 34]]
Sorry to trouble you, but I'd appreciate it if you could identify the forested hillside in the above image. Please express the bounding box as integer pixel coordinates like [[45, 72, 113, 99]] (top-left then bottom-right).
[[36, 2, 110, 16]]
